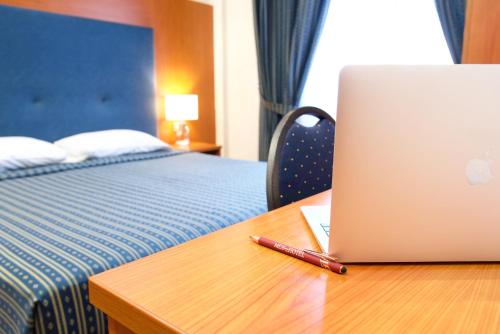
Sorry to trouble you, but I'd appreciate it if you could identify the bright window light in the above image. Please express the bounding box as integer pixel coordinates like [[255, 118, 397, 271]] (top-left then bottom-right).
[[301, 0, 453, 118]]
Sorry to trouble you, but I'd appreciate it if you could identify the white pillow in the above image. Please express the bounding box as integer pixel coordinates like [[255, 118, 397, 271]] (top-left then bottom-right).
[[0, 137, 67, 171], [54, 129, 169, 162]]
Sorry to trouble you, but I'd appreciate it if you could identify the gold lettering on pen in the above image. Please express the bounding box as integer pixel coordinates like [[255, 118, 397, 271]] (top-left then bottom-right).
[[274, 242, 305, 258], [319, 259, 330, 269]]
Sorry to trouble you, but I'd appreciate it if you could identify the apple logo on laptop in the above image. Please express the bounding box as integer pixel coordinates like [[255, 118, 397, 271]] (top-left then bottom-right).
[[466, 159, 493, 185]]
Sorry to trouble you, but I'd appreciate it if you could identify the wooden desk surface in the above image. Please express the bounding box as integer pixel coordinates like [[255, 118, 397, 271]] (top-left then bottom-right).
[[89, 191, 500, 334]]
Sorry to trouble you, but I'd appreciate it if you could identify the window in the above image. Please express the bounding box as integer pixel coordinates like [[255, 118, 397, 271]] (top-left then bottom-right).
[[301, 0, 453, 118]]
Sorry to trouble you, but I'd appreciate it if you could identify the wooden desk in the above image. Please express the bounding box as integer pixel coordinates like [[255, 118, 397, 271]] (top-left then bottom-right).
[[89, 191, 500, 333]]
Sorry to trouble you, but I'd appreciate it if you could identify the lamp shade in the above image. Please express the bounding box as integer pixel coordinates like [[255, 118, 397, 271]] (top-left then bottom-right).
[[164, 94, 199, 121]]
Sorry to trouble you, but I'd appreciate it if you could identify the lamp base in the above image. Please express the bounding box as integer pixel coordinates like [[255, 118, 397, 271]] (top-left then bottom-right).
[[174, 138, 190, 146], [173, 121, 190, 146]]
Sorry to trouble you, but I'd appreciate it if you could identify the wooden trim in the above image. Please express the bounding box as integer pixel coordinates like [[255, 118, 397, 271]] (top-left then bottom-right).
[[461, 0, 475, 63], [462, 0, 500, 63], [153, 0, 215, 144], [0, 0, 154, 27]]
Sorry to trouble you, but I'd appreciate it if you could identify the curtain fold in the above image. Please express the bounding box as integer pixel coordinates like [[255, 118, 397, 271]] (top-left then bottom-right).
[[254, 0, 330, 161], [435, 0, 467, 63]]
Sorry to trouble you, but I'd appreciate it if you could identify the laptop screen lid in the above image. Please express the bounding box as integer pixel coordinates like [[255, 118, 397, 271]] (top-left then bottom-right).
[[329, 65, 500, 263]]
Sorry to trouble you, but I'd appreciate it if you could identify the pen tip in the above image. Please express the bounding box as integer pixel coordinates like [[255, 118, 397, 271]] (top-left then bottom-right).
[[249, 235, 259, 243], [340, 266, 347, 274]]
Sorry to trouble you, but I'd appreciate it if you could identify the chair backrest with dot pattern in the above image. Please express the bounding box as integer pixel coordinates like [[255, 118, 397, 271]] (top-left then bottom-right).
[[266, 107, 335, 210]]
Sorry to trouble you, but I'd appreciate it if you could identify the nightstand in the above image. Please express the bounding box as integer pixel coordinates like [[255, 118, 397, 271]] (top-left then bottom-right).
[[170, 141, 222, 156]]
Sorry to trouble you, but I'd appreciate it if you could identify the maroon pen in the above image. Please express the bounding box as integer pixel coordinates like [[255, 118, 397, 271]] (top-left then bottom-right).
[[250, 236, 347, 274]]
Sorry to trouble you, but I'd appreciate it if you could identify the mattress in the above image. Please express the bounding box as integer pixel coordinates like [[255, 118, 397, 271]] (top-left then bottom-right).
[[0, 151, 266, 334]]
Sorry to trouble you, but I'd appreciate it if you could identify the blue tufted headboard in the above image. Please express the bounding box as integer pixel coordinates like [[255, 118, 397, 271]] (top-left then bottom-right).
[[0, 5, 156, 141]]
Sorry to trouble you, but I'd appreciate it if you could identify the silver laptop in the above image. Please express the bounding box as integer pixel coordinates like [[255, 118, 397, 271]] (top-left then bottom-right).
[[303, 65, 500, 263]]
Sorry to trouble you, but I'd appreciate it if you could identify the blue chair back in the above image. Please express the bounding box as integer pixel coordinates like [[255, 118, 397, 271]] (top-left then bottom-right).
[[267, 107, 335, 210]]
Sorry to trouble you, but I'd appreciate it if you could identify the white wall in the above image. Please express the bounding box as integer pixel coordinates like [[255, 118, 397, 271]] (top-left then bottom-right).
[[193, 0, 260, 161], [220, 0, 260, 160]]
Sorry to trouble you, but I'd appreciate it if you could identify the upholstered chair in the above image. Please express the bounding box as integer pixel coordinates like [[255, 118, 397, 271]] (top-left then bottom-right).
[[266, 107, 335, 210]]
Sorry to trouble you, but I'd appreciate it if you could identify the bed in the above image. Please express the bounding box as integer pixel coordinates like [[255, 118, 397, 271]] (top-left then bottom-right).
[[0, 5, 266, 334]]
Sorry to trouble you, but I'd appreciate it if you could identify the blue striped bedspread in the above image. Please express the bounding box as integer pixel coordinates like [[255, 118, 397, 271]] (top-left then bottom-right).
[[0, 151, 266, 334]]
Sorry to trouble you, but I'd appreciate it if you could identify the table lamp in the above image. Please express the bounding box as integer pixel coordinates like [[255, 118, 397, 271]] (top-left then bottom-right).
[[164, 94, 199, 146]]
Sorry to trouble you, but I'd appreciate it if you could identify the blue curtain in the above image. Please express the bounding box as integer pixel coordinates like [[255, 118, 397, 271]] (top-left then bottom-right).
[[435, 0, 467, 63], [254, 0, 330, 161]]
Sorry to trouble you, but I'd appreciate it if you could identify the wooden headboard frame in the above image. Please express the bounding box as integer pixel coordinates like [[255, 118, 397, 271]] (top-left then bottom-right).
[[0, 0, 215, 143]]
